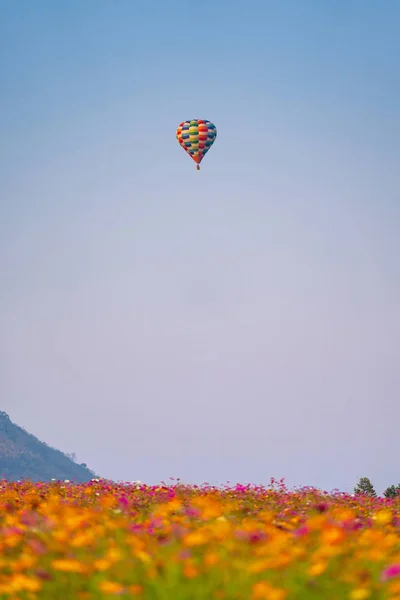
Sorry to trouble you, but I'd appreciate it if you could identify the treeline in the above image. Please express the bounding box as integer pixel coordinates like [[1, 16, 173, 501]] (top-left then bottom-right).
[[354, 477, 400, 499]]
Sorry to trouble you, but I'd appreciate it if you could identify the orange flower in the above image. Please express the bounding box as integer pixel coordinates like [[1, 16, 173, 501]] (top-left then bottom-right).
[[183, 561, 199, 578], [389, 581, 400, 594], [129, 584, 143, 595], [184, 529, 210, 547], [321, 526, 345, 545], [101, 495, 116, 508], [307, 561, 328, 577], [51, 559, 87, 573], [204, 551, 220, 567], [252, 581, 287, 600], [98, 580, 125, 594]]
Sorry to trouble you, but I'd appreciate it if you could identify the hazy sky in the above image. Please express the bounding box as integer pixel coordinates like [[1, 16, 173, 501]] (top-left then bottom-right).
[[1, 0, 399, 494]]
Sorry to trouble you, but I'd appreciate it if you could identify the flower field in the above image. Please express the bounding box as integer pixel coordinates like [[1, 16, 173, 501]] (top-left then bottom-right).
[[0, 478, 400, 599]]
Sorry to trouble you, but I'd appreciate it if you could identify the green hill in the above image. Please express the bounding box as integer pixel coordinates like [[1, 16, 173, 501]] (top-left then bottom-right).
[[0, 411, 99, 482]]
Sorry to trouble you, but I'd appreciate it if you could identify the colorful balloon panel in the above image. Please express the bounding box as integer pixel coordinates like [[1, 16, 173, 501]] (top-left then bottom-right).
[[176, 119, 217, 168]]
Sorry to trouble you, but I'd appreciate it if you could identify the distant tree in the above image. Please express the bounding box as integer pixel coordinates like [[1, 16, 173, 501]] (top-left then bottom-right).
[[354, 477, 377, 497], [66, 453, 77, 462], [384, 484, 400, 499]]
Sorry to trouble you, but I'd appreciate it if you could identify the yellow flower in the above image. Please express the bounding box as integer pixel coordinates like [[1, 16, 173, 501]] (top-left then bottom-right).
[[105, 546, 122, 563], [134, 550, 151, 563], [13, 552, 37, 570], [9, 574, 41, 593], [93, 559, 111, 571], [374, 509, 392, 525], [307, 561, 327, 576], [71, 530, 95, 548], [349, 588, 371, 600], [249, 559, 272, 574]]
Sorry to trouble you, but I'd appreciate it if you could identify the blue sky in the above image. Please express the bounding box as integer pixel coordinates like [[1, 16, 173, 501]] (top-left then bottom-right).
[[1, 0, 399, 493]]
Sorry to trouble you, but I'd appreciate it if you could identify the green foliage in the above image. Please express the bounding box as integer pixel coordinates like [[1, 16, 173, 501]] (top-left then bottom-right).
[[384, 484, 400, 499], [0, 411, 99, 482], [354, 477, 377, 497]]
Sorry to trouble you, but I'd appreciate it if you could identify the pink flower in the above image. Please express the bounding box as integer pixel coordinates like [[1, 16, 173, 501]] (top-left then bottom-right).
[[381, 563, 400, 581], [27, 539, 47, 555], [295, 525, 309, 537]]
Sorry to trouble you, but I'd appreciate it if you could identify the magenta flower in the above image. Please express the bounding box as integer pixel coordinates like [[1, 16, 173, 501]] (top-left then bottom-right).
[[118, 495, 129, 508], [381, 563, 400, 581]]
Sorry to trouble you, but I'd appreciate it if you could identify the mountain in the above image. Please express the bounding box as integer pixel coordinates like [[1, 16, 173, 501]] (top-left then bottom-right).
[[0, 411, 99, 482]]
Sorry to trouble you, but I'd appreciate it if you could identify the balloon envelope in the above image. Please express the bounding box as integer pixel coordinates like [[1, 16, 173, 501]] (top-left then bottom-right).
[[176, 119, 217, 169]]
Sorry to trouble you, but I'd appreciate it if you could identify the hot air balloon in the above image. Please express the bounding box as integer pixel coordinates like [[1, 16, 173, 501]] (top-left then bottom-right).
[[176, 119, 217, 170]]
